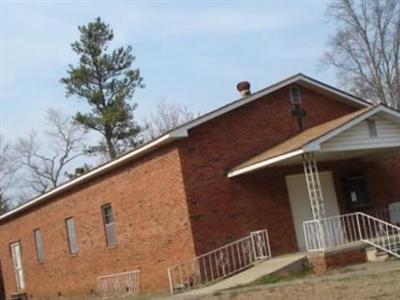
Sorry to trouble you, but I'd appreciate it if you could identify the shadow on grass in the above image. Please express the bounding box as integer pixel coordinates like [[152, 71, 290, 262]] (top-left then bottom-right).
[[253, 268, 312, 285]]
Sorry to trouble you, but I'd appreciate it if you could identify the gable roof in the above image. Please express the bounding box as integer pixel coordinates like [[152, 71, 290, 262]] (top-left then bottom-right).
[[0, 73, 372, 222], [227, 104, 400, 177]]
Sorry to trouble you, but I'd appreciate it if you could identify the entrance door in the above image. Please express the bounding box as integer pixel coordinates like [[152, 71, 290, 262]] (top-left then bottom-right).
[[285, 171, 341, 251], [10, 242, 24, 290]]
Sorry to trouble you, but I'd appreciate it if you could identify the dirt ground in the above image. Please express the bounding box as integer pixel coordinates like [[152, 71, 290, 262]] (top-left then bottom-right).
[[174, 262, 400, 300], [54, 262, 400, 300]]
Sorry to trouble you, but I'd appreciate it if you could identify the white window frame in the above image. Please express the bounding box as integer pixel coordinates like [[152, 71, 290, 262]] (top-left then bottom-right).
[[10, 241, 25, 290]]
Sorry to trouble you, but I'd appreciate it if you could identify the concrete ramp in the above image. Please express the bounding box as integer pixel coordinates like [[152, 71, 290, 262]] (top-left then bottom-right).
[[181, 253, 306, 296]]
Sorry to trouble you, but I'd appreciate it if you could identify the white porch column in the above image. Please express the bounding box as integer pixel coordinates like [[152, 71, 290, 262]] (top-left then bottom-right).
[[302, 153, 327, 221]]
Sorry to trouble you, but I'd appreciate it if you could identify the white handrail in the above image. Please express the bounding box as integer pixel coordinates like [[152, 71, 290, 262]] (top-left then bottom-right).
[[304, 212, 400, 258], [357, 212, 400, 257], [167, 229, 271, 294]]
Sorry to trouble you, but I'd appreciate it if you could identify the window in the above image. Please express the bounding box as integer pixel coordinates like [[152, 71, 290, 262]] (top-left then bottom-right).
[[102, 204, 117, 247], [65, 217, 79, 255], [345, 176, 370, 209], [10, 241, 25, 290], [33, 229, 45, 263]]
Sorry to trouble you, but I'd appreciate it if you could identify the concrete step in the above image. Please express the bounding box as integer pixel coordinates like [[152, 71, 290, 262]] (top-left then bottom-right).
[[179, 252, 306, 296]]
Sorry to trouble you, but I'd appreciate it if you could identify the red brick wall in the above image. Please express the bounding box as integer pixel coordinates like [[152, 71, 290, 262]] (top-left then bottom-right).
[[2, 83, 396, 299], [177, 86, 358, 256], [308, 248, 367, 274], [319, 156, 400, 216], [359, 156, 400, 214], [0, 262, 5, 300], [0, 145, 196, 299]]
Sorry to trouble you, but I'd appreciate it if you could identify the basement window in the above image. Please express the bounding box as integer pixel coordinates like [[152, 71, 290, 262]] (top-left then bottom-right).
[[65, 217, 79, 255], [102, 204, 117, 247], [33, 229, 45, 263]]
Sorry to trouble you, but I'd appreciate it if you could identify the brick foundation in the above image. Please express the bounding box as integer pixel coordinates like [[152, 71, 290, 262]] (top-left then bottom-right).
[[308, 248, 367, 274]]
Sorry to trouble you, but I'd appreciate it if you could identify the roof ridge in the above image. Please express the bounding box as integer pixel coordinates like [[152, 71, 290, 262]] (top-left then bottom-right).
[[0, 74, 373, 222]]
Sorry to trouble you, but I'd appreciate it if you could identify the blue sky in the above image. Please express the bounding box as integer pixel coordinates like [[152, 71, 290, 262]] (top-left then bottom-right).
[[1, 0, 336, 142]]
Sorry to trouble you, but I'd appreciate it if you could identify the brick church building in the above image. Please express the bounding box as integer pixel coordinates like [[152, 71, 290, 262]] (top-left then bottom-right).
[[0, 74, 399, 299]]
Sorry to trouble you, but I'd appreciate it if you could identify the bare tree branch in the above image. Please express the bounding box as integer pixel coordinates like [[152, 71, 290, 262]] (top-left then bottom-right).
[[14, 109, 86, 199], [322, 0, 400, 109], [0, 135, 19, 213], [142, 100, 200, 141]]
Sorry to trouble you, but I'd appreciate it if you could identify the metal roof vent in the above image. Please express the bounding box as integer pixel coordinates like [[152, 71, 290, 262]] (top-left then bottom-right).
[[75, 167, 85, 177], [236, 81, 251, 97]]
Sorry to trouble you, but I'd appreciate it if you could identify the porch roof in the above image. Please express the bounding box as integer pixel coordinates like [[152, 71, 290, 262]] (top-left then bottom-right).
[[227, 105, 400, 178]]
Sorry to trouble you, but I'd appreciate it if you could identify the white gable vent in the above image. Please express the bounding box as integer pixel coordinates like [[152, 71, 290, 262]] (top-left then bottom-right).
[[289, 85, 302, 104], [367, 119, 378, 137]]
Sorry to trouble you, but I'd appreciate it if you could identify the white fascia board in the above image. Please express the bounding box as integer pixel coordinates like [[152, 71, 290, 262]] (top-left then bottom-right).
[[297, 76, 370, 108], [0, 131, 188, 221], [227, 149, 304, 178], [378, 105, 400, 123]]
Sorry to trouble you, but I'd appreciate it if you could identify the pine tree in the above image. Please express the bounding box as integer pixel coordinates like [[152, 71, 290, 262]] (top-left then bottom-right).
[[61, 17, 144, 159]]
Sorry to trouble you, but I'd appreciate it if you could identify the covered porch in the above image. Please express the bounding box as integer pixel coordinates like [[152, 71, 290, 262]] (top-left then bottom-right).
[[227, 105, 400, 254], [166, 105, 400, 294]]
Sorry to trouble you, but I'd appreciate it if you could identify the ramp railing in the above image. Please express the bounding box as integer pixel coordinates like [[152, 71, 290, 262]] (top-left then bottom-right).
[[96, 269, 140, 298], [167, 229, 271, 294]]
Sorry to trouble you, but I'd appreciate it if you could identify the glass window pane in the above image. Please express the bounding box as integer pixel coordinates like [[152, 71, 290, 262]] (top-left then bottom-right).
[[66, 218, 79, 254], [105, 224, 117, 246], [34, 229, 45, 262], [102, 204, 117, 246], [103, 206, 113, 224]]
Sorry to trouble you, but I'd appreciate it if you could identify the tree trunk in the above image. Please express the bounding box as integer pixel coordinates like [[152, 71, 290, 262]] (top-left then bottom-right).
[[104, 125, 117, 159]]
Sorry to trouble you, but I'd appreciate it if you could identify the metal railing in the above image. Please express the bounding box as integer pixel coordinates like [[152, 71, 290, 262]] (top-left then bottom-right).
[[304, 212, 400, 258], [358, 212, 400, 256], [96, 269, 140, 298], [376, 207, 400, 225], [304, 213, 362, 251], [167, 229, 271, 294]]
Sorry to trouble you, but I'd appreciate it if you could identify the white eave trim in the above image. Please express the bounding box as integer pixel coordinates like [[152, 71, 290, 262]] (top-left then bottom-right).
[[0, 130, 188, 221], [296, 76, 370, 108], [227, 149, 304, 178]]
